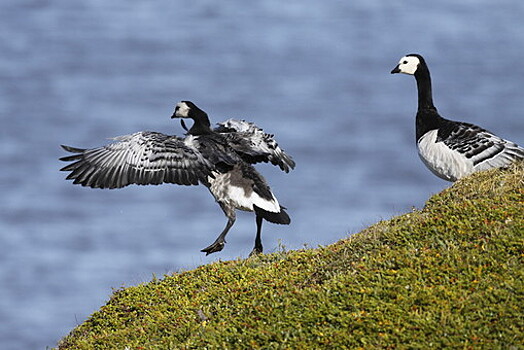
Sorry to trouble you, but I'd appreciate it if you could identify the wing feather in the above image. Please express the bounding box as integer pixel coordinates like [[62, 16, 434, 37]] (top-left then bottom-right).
[[60, 131, 212, 189], [214, 119, 296, 172], [438, 122, 524, 170]]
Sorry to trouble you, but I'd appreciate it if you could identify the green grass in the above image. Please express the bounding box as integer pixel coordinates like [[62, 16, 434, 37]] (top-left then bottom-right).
[[57, 163, 524, 349]]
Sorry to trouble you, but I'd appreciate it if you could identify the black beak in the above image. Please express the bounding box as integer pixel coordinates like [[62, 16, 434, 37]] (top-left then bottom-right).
[[391, 65, 401, 74]]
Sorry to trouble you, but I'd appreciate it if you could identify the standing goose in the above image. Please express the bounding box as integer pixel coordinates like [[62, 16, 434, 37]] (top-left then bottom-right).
[[60, 101, 295, 255], [391, 54, 524, 181]]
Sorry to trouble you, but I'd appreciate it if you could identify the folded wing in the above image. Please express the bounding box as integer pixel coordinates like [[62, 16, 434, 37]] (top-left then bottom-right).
[[438, 122, 524, 170]]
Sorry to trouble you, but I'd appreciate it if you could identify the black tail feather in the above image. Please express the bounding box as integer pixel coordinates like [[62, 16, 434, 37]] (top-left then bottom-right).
[[254, 205, 290, 225]]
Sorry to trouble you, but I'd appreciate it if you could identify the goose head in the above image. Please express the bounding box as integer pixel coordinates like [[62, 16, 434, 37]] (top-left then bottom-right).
[[171, 101, 207, 119], [171, 101, 212, 135], [391, 54, 424, 75]]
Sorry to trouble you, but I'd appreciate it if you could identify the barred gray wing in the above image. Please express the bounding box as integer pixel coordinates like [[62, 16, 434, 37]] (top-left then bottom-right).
[[438, 122, 524, 169], [60, 132, 212, 188], [214, 119, 296, 173]]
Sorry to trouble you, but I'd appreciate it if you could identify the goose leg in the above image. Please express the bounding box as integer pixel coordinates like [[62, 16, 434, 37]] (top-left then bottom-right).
[[201, 203, 236, 255], [249, 215, 264, 257], [201, 218, 234, 255]]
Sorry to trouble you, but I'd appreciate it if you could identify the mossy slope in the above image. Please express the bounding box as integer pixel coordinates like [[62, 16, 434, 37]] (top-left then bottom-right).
[[58, 164, 523, 349]]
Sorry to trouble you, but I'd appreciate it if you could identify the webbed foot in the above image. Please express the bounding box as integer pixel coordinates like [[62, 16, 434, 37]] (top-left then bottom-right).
[[201, 239, 226, 255], [248, 245, 263, 257]]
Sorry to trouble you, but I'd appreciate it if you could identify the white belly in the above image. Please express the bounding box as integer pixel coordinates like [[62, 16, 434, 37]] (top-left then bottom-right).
[[208, 171, 280, 213], [417, 130, 473, 182]]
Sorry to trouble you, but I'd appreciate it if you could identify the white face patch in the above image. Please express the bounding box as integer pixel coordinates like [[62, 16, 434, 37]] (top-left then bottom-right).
[[396, 55, 420, 75], [175, 102, 190, 118]]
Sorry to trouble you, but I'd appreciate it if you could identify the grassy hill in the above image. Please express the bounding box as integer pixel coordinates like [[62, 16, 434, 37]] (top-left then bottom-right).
[[57, 163, 523, 349]]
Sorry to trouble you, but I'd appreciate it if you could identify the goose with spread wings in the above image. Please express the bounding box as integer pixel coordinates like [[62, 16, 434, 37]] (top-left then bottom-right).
[[391, 54, 524, 181], [60, 101, 295, 255]]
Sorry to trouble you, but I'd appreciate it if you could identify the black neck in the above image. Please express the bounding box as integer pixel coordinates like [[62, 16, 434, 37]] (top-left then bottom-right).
[[416, 109, 447, 141], [188, 113, 212, 135], [414, 64, 435, 111], [412, 60, 450, 141]]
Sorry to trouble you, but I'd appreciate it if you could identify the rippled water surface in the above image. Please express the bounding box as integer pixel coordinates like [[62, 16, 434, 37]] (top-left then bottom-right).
[[1, 1, 523, 348]]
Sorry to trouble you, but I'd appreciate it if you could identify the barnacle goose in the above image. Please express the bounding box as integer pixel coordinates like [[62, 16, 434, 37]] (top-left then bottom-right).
[[391, 53, 524, 181], [60, 101, 295, 255]]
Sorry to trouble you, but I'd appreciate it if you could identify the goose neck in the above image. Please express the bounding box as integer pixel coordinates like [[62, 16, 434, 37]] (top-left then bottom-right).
[[188, 114, 213, 135], [414, 65, 435, 111]]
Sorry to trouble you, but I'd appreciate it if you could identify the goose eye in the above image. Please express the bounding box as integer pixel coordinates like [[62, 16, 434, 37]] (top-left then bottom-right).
[[402, 60, 408, 64]]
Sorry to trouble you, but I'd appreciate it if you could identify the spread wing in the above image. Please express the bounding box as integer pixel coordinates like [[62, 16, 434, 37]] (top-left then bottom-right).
[[214, 119, 296, 173], [60, 131, 213, 189], [437, 121, 524, 169]]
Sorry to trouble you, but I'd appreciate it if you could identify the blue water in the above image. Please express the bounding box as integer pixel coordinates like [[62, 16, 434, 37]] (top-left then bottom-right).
[[1, 1, 523, 348]]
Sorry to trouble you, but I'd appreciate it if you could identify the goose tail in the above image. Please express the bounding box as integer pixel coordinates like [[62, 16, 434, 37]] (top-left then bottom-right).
[[254, 205, 290, 225]]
